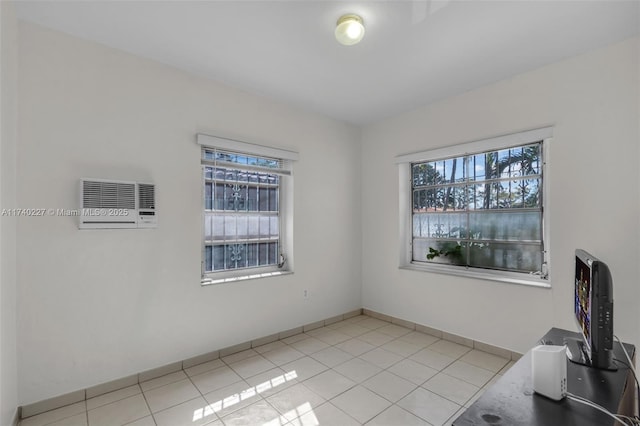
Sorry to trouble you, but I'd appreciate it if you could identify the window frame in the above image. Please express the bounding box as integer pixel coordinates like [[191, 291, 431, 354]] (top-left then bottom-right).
[[396, 127, 552, 288], [197, 133, 298, 285]]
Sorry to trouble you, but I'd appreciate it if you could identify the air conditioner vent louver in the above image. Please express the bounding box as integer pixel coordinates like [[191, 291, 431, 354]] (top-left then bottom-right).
[[82, 181, 135, 209], [138, 184, 155, 209], [79, 179, 157, 229]]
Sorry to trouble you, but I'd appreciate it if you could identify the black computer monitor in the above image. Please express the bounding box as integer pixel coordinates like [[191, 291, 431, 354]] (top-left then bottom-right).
[[565, 249, 616, 370]]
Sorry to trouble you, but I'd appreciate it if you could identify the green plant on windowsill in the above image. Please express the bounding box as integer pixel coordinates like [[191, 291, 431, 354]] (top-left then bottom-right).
[[426, 243, 463, 261]]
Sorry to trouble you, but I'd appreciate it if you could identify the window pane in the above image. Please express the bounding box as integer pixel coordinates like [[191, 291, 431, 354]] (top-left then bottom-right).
[[204, 150, 282, 170], [204, 213, 213, 240], [205, 182, 213, 210], [205, 245, 213, 272], [214, 183, 225, 210], [224, 243, 246, 269], [412, 164, 427, 187], [213, 245, 225, 271], [414, 186, 468, 212], [208, 240, 284, 272], [224, 184, 246, 211], [514, 179, 541, 208], [413, 213, 467, 239], [410, 141, 544, 276], [471, 152, 499, 180], [260, 216, 271, 237], [213, 215, 224, 240], [413, 214, 425, 238], [468, 242, 543, 273], [440, 186, 467, 211], [247, 243, 258, 267], [411, 213, 443, 239], [502, 179, 541, 208], [435, 157, 466, 183], [259, 188, 269, 211], [413, 239, 468, 266], [416, 162, 446, 186], [214, 167, 225, 180], [236, 215, 248, 239], [269, 242, 278, 264], [259, 243, 268, 265], [237, 170, 248, 183], [248, 171, 259, 183], [413, 188, 438, 212], [470, 154, 485, 181], [203, 149, 283, 275], [471, 180, 540, 210], [224, 215, 236, 238], [266, 159, 279, 169], [502, 144, 541, 177], [469, 211, 541, 242], [248, 216, 259, 239], [472, 183, 500, 209], [269, 188, 278, 211], [247, 187, 258, 211]]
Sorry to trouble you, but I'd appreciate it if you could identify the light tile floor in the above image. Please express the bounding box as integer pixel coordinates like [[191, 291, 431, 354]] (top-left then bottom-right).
[[19, 315, 516, 426]]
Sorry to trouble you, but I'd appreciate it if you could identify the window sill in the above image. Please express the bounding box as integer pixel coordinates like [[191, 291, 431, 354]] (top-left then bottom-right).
[[399, 262, 550, 289], [201, 270, 293, 286]]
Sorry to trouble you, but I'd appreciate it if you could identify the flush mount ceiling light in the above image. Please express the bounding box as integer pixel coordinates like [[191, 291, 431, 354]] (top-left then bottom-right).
[[335, 14, 365, 46]]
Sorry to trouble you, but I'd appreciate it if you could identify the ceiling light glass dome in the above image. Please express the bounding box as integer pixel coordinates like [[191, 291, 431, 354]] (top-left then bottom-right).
[[335, 14, 365, 46]]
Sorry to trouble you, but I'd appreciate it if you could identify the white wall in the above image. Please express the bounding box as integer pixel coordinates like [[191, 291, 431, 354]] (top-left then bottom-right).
[[13, 15, 639, 411], [361, 37, 640, 354], [1, 1, 19, 424], [17, 22, 362, 405]]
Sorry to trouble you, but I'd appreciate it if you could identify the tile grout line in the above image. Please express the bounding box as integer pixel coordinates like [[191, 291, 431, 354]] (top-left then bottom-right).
[[292, 324, 504, 425], [213, 323, 497, 425], [185, 362, 235, 425], [317, 399, 362, 425], [144, 379, 213, 424], [159, 330, 481, 425], [138, 384, 158, 426], [229, 320, 505, 425], [305, 322, 506, 425], [21, 311, 516, 424], [344, 338, 457, 423], [287, 324, 427, 425]]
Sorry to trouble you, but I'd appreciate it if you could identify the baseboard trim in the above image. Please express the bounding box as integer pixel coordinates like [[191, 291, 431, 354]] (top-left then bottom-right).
[[19, 308, 364, 419], [11, 407, 20, 426], [363, 308, 523, 360], [19, 307, 521, 419]]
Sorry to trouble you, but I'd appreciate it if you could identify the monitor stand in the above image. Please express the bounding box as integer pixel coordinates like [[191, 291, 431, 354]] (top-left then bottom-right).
[[564, 337, 617, 371], [564, 337, 589, 366]]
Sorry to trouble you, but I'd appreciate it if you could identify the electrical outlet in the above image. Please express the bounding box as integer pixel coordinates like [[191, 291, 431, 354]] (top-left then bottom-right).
[[303, 289, 308, 298]]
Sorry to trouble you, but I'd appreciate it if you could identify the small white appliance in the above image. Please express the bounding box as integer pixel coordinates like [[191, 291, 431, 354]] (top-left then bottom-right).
[[531, 344, 567, 401]]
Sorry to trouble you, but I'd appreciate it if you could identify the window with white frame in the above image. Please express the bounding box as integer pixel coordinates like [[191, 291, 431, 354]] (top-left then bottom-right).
[[198, 134, 297, 284], [397, 128, 551, 286]]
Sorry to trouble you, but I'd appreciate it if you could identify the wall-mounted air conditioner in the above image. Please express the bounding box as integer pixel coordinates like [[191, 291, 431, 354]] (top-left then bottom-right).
[[79, 178, 157, 229]]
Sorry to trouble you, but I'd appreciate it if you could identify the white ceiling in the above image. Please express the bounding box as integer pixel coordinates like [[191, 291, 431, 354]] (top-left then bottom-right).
[[14, 1, 640, 125]]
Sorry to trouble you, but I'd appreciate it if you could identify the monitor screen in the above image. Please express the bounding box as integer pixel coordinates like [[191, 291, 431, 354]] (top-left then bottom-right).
[[575, 255, 592, 352]]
